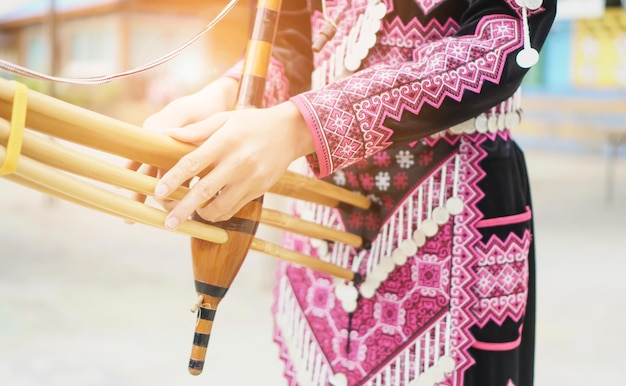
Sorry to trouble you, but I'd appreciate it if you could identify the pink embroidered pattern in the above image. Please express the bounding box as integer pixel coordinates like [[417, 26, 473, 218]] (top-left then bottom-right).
[[445, 137, 485, 385], [264, 57, 291, 107], [505, 0, 546, 17], [295, 15, 523, 175], [272, 137, 491, 386], [471, 229, 532, 328], [414, 0, 448, 15], [370, 17, 461, 68]]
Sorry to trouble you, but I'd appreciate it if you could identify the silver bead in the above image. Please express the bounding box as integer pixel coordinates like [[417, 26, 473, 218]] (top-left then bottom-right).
[[413, 229, 427, 247], [344, 54, 361, 72], [505, 111, 521, 129], [524, 0, 543, 10], [432, 206, 450, 225], [439, 355, 456, 373], [371, 265, 389, 282], [516, 48, 539, 68], [330, 372, 348, 386], [342, 298, 358, 313], [446, 196, 464, 215], [392, 248, 409, 265], [379, 255, 395, 273], [400, 239, 418, 257], [474, 114, 488, 133], [367, 1, 388, 19], [487, 115, 498, 133], [421, 219, 439, 237], [359, 280, 377, 299]]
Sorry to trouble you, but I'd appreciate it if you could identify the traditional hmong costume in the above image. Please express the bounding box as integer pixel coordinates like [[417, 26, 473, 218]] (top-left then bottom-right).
[[242, 1, 557, 385]]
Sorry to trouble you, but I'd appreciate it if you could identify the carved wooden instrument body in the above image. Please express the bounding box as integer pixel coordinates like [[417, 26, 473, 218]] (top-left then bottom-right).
[[188, 0, 281, 374]]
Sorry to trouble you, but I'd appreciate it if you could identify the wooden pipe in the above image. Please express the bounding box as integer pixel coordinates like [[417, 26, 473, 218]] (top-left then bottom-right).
[[0, 119, 362, 248], [0, 144, 228, 244], [0, 152, 360, 283], [0, 79, 370, 210]]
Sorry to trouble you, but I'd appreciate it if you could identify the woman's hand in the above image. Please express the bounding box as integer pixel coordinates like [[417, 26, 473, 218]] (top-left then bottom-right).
[[154, 101, 314, 229], [126, 77, 240, 208]]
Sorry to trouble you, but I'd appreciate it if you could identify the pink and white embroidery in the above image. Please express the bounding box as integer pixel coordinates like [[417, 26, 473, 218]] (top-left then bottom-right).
[[471, 229, 532, 327], [264, 57, 291, 106], [414, 0, 448, 15], [294, 15, 523, 176], [369, 17, 461, 68], [273, 137, 492, 386]]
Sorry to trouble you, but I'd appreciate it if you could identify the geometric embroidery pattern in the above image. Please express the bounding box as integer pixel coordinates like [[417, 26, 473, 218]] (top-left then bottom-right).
[[274, 136, 497, 386], [273, 137, 491, 385], [365, 17, 461, 69], [414, 0, 448, 15], [297, 15, 523, 176], [471, 229, 532, 327]]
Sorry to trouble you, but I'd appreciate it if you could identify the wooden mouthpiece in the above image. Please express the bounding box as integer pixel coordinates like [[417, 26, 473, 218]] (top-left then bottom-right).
[[187, 196, 263, 375]]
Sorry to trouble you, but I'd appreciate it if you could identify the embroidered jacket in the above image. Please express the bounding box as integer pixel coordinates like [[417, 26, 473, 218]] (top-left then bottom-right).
[[228, 1, 557, 385]]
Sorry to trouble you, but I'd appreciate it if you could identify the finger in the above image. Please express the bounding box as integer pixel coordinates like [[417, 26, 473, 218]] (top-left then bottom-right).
[[195, 170, 267, 222], [125, 164, 159, 224], [195, 185, 249, 223], [143, 99, 193, 131], [125, 159, 142, 172], [153, 119, 226, 203], [129, 164, 158, 204], [153, 197, 177, 212], [155, 148, 209, 203], [163, 174, 225, 229], [165, 113, 228, 145]]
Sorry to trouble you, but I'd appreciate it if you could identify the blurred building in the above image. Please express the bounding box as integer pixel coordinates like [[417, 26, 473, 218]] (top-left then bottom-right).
[[525, 0, 626, 90], [519, 0, 626, 187], [0, 1, 624, 122], [0, 0, 250, 119]]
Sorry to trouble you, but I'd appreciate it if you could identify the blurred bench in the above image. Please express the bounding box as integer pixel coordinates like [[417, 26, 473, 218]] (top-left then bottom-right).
[[521, 89, 626, 203]]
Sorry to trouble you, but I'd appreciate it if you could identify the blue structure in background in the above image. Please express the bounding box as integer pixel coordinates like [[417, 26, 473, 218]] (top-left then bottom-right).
[[540, 20, 574, 91]]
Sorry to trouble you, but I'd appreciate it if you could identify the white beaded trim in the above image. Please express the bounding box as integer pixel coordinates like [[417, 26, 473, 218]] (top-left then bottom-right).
[[434, 90, 523, 138], [312, 151, 463, 311], [276, 275, 335, 386], [356, 154, 462, 301], [361, 314, 456, 385], [312, 0, 387, 89], [310, 87, 521, 311], [514, 0, 543, 68], [408, 355, 456, 386]]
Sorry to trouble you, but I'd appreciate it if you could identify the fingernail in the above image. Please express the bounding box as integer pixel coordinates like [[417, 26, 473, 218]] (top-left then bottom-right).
[[165, 216, 179, 230], [155, 184, 169, 199]]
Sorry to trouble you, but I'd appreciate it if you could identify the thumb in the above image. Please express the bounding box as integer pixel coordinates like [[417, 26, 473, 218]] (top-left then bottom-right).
[[143, 97, 199, 131], [165, 112, 229, 145], [143, 109, 185, 132]]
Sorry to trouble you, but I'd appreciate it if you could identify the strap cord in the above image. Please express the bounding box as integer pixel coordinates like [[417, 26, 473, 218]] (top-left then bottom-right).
[[0, 0, 239, 85], [0, 82, 27, 176]]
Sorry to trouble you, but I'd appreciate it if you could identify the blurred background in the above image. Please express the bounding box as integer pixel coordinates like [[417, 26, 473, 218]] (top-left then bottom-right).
[[0, 0, 625, 385]]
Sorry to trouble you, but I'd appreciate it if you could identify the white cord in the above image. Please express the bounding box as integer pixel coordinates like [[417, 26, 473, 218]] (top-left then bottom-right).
[[0, 0, 240, 85]]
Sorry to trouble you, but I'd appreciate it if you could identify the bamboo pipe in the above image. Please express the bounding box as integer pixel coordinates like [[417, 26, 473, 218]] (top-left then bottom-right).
[[250, 238, 361, 282], [0, 78, 370, 210], [0, 119, 362, 248], [1, 172, 359, 283], [0, 145, 228, 244]]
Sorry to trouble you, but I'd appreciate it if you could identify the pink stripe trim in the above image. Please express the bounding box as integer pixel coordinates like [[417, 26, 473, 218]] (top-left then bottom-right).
[[472, 324, 524, 351], [472, 335, 522, 352], [291, 95, 332, 177], [476, 206, 531, 228]]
